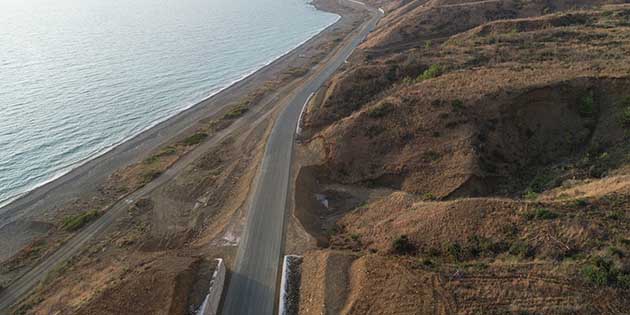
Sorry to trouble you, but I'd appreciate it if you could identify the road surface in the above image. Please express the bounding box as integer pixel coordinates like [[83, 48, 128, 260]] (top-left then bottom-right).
[[220, 2, 382, 314]]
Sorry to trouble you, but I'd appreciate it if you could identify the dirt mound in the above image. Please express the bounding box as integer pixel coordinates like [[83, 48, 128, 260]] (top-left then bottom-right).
[[298, 251, 357, 315], [75, 255, 202, 315]]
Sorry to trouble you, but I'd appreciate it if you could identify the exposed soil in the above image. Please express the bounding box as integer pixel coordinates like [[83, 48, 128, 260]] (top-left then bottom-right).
[[291, 1, 630, 314]]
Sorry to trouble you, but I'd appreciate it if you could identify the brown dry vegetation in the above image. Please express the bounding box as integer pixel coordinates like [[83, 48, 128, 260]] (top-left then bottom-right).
[[296, 1, 630, 314]]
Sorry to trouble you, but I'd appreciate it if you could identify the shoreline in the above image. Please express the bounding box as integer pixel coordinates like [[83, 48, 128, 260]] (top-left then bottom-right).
[[0, 3, 346, 225], [0, 9, 341, 213]]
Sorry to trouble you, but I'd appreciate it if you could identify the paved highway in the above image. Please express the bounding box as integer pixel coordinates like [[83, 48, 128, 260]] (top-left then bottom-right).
[[221, 2, 382, 314]]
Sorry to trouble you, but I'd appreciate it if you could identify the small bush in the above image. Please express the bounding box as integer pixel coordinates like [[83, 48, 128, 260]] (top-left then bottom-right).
[[143, 156, 159, 164], [402, 77, 415, 85], [224, 104, 249, 119], [451, 99, 464, 111], [181, 132, 208, 146], [524, 207, 559, 220], [422, 192, 437, 201], [62, 210, 101, 232], [528, 172, 555, 193], [523, 190, 539, 200], [573, 199, 589, 207], [446, 242, 463, 261], [421, 258, 435, 268], [581, 257, 616, 286], [582, 264, 610, 286], [467, 236, 508, 258], [579, 92, 595, 117], [418, 64, 442, 81], [367, 102, 394, 118], [392, 235, 414, 254], [158, 146, 177, 156], [143, 146, 177, 164], [608, 246, 624, 258], [365, 125, 384, 138], [509, 240, 534, 258], [422, 151, 441, 162]]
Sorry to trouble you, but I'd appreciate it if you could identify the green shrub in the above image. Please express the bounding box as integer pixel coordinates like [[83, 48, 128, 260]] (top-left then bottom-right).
[[582, 264, 610, 286], [143, 146, 177, 164], [365, 125, 384, 138], [446, 242, 463, 261], [181, 132, 208, 146], [367, 102, 394, 118], [62, 210, 101, 232], [528, 172, 555, 193], [509, 240, 533, 258], [224, 104, 249, 119], [573, 199, 589, 207], [467, 236, 506, 258], [579, 92, 595, 117], [418, 64, 442, 81], [523, 190, 539, 200], [581, 257, 616, 286], [392, 235, 414, 254], [451, 99, 464, 111], [421, 258, 435, 268], [158, 146, 177, 156], [524, 207, 559, 220], [402, 77, 414, 85], [608, 246, 624, 258], [422, 192, 437, 201], [580, 256, 630, 288], [422, 151, 441, 162], [143, 156, 159, 164]]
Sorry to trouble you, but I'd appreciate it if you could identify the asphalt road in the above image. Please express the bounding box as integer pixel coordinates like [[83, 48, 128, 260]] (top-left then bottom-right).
[[220, 2, 382, 314]]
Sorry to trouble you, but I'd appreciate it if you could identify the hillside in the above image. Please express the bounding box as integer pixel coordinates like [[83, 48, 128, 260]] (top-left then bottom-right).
[[294, 1, 630, 314]]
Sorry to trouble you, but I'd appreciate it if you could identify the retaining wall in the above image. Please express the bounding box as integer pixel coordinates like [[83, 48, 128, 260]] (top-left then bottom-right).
[[198, 258, 226, 315], [278, 255, 303, 315]]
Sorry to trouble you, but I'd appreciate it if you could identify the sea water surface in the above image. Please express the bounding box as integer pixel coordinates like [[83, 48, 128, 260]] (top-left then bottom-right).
[[0, 0, 339, 208]]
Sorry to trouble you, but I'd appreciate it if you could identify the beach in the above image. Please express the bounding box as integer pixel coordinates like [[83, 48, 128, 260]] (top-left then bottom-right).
[[0, 0, 364, 264]]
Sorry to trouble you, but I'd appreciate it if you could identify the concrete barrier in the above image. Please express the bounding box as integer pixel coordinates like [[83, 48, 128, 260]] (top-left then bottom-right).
[[198, 258, 226, 315], [278, 255, 303, 315]]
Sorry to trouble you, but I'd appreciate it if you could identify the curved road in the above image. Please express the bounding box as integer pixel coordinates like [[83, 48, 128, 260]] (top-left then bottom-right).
[[221, 2, 382, 314]]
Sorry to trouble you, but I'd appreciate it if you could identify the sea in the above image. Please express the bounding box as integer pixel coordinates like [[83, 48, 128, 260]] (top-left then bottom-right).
[[0, 0, 339, 208]]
